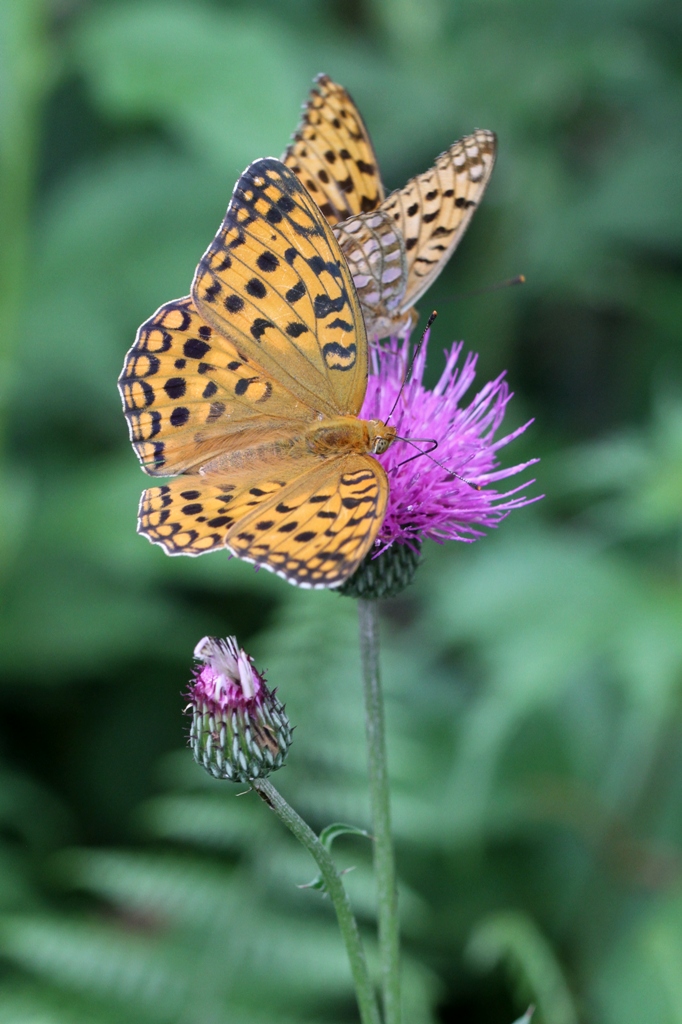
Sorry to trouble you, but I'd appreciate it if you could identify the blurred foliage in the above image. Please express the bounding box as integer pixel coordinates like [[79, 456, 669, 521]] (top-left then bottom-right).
[[1, 0, 682, 1021]]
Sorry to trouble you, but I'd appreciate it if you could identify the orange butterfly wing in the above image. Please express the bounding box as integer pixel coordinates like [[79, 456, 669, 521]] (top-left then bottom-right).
[[385, 129, 497, 312], [192, 157, 368, 418], [283, 74, 384, 226], [335, 130, 497, 338], [119, 296, 311, 477]]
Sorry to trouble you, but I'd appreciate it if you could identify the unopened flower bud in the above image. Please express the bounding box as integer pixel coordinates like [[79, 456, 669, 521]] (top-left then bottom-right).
[[187, 636, 292, 782]]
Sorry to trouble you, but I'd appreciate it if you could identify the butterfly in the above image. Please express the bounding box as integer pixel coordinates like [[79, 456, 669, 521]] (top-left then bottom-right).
[[283, 74, 497, 339], [118, 158, 397, 589]]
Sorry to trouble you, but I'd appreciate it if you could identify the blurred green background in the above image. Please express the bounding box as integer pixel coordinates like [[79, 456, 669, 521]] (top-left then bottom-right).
[[2, 0, 682, 1021]]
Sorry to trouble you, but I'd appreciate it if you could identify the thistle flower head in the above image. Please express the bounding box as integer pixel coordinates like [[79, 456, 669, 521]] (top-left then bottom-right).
[[341, 328, 539, 598], [188, 636, 292, 781]]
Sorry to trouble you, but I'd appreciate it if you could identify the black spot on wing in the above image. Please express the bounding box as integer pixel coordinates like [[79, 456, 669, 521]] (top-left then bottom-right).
[[251, 318, 274, 340], [184, 337, 210, 360], [286, 280, 306, 303], [246, 279, 266, 299], [314, 293, 347, 318], [286, 322, 309, 337], [208, 515, 232, 527], [322, 341, 357, 371], [234, 377, 258, 396], [257, 252, 279, 273], [327, 318, 353, 332], [203, 281, 221, 302], [308, 255, 342, 278], [164, 378, 186, 400], [170, 406, 190, 427]]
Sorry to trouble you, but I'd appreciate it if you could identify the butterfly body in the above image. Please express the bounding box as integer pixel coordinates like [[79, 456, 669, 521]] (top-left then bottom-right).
[[120, 157, 397, 588], [196, 416, 395, 478]]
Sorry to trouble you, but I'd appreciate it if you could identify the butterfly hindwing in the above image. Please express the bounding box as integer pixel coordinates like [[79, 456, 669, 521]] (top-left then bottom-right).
[[138, 463, 304, 557], [118, 296, 312, 477], [335, 210, 408, 326], [283, 74, 384, 226], [192, 157, 368, 418], [225, 453, 388, 588], [138, 453, 388, 588]]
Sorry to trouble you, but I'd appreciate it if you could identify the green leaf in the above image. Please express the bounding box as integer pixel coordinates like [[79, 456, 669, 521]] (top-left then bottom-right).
[[72, 3, 310, 171], [298, 823, 372, 891]]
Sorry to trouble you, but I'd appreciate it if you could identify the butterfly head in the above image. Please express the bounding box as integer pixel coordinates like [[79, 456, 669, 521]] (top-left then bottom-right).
[[367, 421, 397, 455]]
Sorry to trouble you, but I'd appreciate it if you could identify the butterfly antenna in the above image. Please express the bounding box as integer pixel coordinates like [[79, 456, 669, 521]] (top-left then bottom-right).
[[385, 311, 437, 425], [440, 274, 526, 305], [393, 437, 482, 489]]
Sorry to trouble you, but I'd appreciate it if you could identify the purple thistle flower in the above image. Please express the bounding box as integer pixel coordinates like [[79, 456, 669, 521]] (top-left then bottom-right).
[[188, 637, 292, 781], [191, 636, 264, 710], [363, 329, 539, 552]]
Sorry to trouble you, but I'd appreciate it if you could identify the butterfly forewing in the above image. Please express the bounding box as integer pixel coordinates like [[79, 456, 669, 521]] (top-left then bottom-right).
[[192, 158, 368, 418], [331, 128, 497, 338], [283, 74, 384, 226], [386, 129, 497, 312], [118, 296, 311, 477]]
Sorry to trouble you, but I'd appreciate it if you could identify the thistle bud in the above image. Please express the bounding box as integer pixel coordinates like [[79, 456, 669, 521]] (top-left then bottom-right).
[[187, 636, 292, 782], [339, 540, 422, 599]]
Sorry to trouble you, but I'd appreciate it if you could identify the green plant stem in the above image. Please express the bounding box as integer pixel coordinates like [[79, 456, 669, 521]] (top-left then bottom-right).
[[252, 778, 382, 1024], [358, 598, 400, 1024]]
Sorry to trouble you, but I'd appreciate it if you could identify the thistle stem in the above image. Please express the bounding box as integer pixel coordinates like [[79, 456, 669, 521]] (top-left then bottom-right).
[[358, 599, 400, 1024], [252, 778, 381, 1024]]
